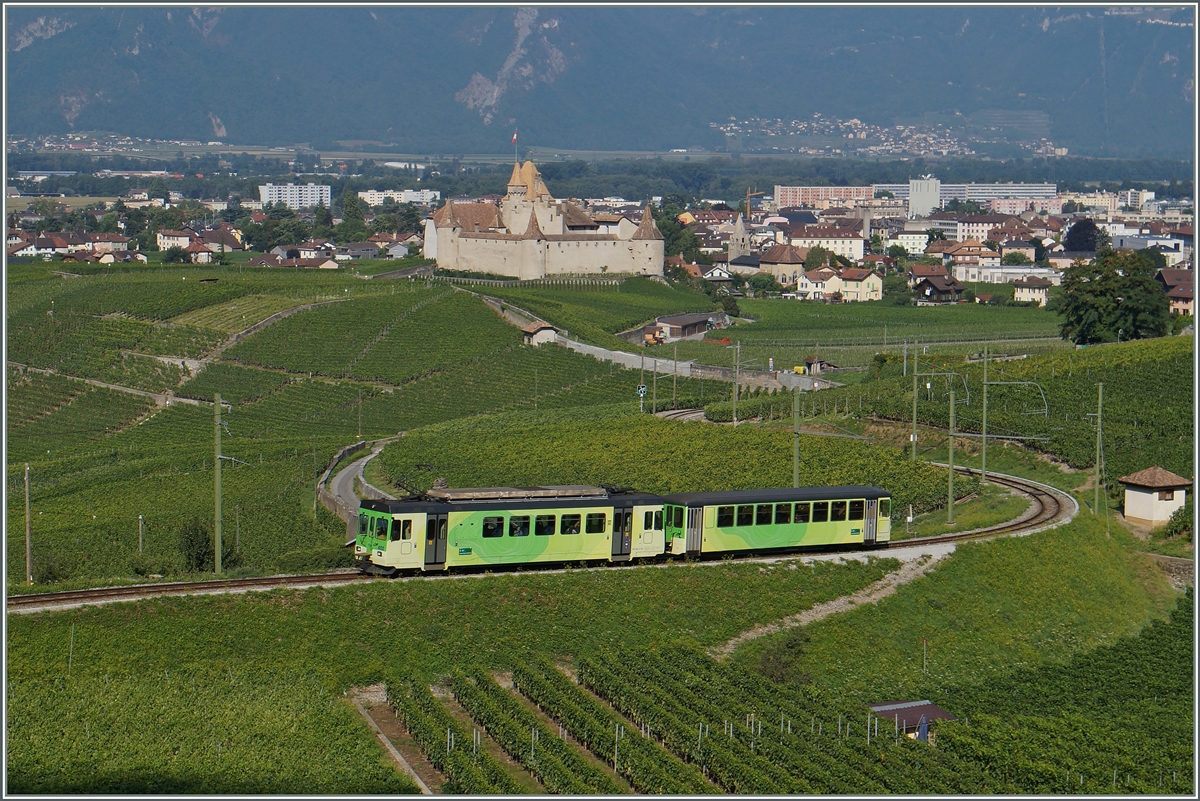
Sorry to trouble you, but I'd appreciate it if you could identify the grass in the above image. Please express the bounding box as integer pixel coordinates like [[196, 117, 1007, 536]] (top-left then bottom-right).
[[731, 511, 1179, 706], [170, 293, 320, 331], [891, 480, 1031, 540]]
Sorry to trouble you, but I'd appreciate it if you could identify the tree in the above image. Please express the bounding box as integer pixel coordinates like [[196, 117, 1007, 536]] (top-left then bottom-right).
[[1059, 250, 1169, 345], [1001, 251, 1033, 265], [882, 274, 913, 306], [869, 233, 883, 255], [162, 245, 189, 263], [341, 190, 365, 223], [925, 228, 946, 246], [1136, 247, 1167, 271], [886, 244, 908, 262], [804, 245, 829, 270], [748, 273, 782, 292], [1064, 218, 1103, 251]]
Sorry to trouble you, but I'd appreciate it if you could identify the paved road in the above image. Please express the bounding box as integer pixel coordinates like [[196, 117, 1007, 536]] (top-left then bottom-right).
[[329, 446, 396, 514]]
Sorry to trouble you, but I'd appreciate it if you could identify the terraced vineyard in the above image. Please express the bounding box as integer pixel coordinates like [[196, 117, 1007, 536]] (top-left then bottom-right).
[[708, 336, 1194, 487]]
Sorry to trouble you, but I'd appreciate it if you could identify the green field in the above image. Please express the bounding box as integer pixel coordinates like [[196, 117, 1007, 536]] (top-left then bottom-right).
[[5, 258, 1191, 794]]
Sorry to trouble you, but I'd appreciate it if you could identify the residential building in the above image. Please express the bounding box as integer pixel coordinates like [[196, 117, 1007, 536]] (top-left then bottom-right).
[[773, 185, 873, 207], [838, 268, 884, 301], [157, 229, 200, 250], [907, 175, 941, 218], [258, 183, 332, 210], [913, 275, 965, 303], [786, 224, 865, 261], [795, 267, 838, 300], [358, 189, 441, 206], [1012, 276, 1053, 306]]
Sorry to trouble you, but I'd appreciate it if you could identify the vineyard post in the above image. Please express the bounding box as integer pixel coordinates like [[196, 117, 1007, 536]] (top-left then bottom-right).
[[1095, 382, 1103, 516], [981, 345, 989, 485], [312, 435, 318, 514], [138, 514, 143, 554], [534, 368, 538, 410], [903, 340, 907, 376], [793, 389, 800, 488], [214, 393, 222, 575], [25, 463, 32, 585], [947, 387, 955, 525], [652, 365, 657, 413], [358, 387, 362, 440], [911, 347, 918, 460]]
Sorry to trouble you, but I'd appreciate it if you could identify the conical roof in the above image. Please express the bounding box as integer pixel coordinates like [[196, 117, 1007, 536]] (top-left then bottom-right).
[[633, 205, 664, 240], [520, 211, 546, 241], [507, 161, 524, 187]]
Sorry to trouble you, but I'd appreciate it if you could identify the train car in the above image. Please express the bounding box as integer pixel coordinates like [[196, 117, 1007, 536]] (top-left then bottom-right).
[[356, 485, 667, 575], [660, 486, 891, 555]]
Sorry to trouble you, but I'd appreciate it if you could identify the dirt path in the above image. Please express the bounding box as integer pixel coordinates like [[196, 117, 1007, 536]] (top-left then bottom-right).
[[709, 552, 948, 660], [348, 684, 439, 793]]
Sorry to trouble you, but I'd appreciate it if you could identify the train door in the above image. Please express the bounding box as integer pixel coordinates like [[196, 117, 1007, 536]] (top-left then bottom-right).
[[864, 499, 877, 545], [612, 506, 632, 559], [686, 506, 703, 553], [425, 513, 448, 567]]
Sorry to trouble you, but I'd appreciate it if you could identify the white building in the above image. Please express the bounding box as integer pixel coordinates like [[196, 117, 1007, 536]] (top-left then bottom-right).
[[908, 176, 941, 218], [1119, 466, 1191, 527], [358, 189, 441, 206], [258, 183, 332, 210]]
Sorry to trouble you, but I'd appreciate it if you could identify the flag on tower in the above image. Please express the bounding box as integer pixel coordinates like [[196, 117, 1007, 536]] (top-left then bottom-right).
[[512, 128, 518, 144]]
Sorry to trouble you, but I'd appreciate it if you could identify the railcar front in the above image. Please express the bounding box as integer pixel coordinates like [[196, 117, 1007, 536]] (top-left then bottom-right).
[[661, 486, 892, 556]]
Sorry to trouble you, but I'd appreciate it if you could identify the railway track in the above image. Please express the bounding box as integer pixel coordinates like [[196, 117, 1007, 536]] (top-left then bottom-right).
[[7, 470, 1076, 615]]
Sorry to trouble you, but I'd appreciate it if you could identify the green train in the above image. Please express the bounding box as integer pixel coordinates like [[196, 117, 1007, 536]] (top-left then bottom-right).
[[356, 484, 891, 574]]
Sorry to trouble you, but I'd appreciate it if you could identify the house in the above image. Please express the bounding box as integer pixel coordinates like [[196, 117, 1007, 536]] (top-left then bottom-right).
[[700, 264, 734, 288], [248, 254, 340, 269], [1118, 466, 1191, 527], [521, 321, 559, 346], [648, 312, 726, 343], [838, 268, 884, 302], [185, 240, 215, 264], [386, 242, 415, 259], [97, 250, 149, 264], [1166, 283, 1194, 316], [914, 275, 965, 303], [1012, 276, 1053, 307], [1045, 251, 1096, 270], [8, 241, 38, 258], [87, 232, 132, 252], [201, 227, 243, 252], [298, 240, 336, 259], [997, 238, 1037, 262], [157, 229, 201, 250], [759, 244, 808, 287], [338, 242, 383, 260], [907, 263, 949, 288], [860, 254, 897, 273], [795, 267, 838, 300]]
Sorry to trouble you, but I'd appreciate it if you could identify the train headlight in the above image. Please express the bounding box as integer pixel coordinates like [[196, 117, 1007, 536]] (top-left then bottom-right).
[[375, 551, 384, 558]]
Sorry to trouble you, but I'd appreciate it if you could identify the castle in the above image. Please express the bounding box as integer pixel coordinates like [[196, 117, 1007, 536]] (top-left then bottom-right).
[[423, 161, 665, 279]]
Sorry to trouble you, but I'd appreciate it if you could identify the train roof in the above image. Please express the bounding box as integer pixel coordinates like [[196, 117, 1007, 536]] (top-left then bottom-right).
[[426, 485, 609, 501], [361, 487, 664, 514], [662, 486, 890, 507]]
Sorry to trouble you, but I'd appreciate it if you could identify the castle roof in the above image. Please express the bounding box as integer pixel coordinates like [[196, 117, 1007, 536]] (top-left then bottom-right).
[[521, 210, 546, 241], [633, 205, 664, 240], [432, 201, 500, 231], [508, 161, 524, 187]]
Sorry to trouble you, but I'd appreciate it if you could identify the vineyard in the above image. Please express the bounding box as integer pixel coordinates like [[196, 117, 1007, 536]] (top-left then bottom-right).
[[703, 336, 1194, 489], [481, 277, 719, 349], [375, 404, 971, 515]]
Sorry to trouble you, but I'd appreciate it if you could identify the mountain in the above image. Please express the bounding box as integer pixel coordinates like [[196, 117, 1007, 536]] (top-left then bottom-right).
[[5, 6, 1195, 158]]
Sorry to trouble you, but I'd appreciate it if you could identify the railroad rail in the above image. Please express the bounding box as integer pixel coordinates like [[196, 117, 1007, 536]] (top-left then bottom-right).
[[7, 470, 1076, 615]]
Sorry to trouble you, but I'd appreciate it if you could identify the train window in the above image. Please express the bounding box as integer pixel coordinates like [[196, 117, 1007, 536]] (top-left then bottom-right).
[[585, 513, 607, 534], [879, 499, 891, 517], [756, 504, 773, 525], [654, 511, 663, 530], [794, 502, 810, 523], [400, 520, 412, 541], [775, 504, 792, 525], [358, 514, 369, 535], [848, 500, 865, 520], [812, 502, 829, 523], [644, 510, 654, 530], [561, 514, 582, 535], [673, 507, 684, 528], [375, 519, 389, 539], [535, 515, 555, 536], [831, 501, 847, 521], [736, 505, 754, 527], [509, 516, 530, 537], [482, 516, 504, 538], [717, 506, 734, 527]]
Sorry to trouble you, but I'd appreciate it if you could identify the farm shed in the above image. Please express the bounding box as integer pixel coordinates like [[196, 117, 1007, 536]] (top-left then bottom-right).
[[868, 700, 957, 742], [521, 321, 559, 346], [1118, 466, 1191, 526]]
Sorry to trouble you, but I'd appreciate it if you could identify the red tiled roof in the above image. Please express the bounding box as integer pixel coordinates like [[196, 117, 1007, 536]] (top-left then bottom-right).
[[1118, 466, 1192, 489]]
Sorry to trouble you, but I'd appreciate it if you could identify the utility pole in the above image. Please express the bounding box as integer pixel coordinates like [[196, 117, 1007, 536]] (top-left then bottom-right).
[[792, 389, 800, 488], [652, 363, 657, 413], [980, 345, 989, 484], [1095, 382, 1104, 516], [534, 368, 538, 410], [733, 341, 741, 427], [214, 393, 222, 574], [357, 387, 362, 440], [672, 344, 678, 410], [903, 340, 908, 377], [947, 387, 955, 526], [25, 463, 32, 585], [138, 514, 144, 554], [313, 435, 318, 514], [910, 346, 919, 461]]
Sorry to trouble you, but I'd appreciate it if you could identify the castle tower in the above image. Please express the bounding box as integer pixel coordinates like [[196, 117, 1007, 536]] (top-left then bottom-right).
[[631, 204, 666, 276]]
